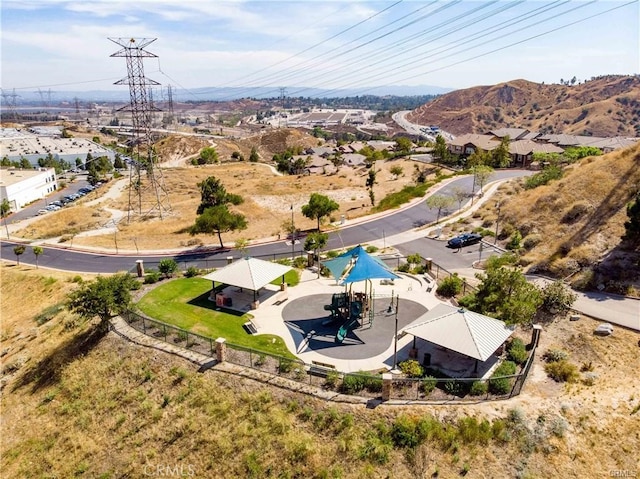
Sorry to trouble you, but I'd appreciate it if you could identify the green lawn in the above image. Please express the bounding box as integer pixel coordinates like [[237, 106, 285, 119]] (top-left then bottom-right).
[[135, 277, 295, 358]]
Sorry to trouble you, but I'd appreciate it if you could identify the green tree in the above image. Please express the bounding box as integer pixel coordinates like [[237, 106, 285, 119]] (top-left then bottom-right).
[[390, 165, 403, 179], [1, 198, 11, 239], [304, 231, 328, 277], [302, 193, 339, 231], [190, 205, 248, 248], [394, 137, 412, 155], [158, 258, 178, 278], [13, 245, 25, 265], [460, 256, 542, 325], [234, 238, 250, 257], [19, 157, 32, 169], [67, 273, 138, 331], [87, 163, 101, 186], [623, 192, 640, 242], [467, 148, 491, 168], [249, 146, 259, 163], [196, 176, 243, 215], [197, 146, 219, 165], [451, 185, 468, 210], [425, 194, 454, 224], [491, 136, 511, 168], [366, 169, 377, 206], [433, 134, 449, 165], [113, 153, 125, 170], [32, 246, 43, 269], [472, 164, 494, 197]]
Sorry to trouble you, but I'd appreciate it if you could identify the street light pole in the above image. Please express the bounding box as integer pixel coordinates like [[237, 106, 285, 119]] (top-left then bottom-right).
[[494, 201, 501, 245], [392, 294, 400, 371], [291, 204, 295, 261]]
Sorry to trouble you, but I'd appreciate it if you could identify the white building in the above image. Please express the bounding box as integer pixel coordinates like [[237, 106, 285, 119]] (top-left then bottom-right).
[[0, 168, 58, 211]]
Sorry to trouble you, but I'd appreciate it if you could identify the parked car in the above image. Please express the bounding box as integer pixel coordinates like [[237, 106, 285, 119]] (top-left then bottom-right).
[[447, 233, 482, 248]]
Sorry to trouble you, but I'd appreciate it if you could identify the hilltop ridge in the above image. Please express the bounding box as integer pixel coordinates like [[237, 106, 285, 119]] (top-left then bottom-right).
[[408, 75, 640, 137]]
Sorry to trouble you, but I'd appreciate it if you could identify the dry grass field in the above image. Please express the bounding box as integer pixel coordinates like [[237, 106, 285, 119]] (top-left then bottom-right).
[[1, 265, 639, 478], [14, 157, 424, 252]]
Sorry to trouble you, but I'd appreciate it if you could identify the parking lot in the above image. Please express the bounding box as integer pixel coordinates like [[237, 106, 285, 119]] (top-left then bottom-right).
[[4, 172, 104, 224]]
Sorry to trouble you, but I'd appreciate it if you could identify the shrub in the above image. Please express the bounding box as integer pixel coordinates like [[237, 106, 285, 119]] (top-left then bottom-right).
[[542, 349, 568, 363], [444, 380, 465, 396], [366, 245, 379, 253], [541, 281, 577, 315], [278, 358, 295, 374], [470, 380, 488, 396], [184, 266, 200, 278], [398, 359, 424, 378], [34, 303, 64, 325], [507, 338, 528, 365], [158, 258, 178, 278], [506, 230, 522, 251], [436, 273, 463, 297], [421, 376, 437, 395], [489, 361, 517, 395], [391, 415, 422, 448], [406, 253, 422, 265], [324, 370, 340, 389], [340, 374, 364, 394], [544, 360, 579, 383], [144, 270, 161, 284], [254, 354, 266, 367], [522, 234, 542, 250], [293, 256, 307, 269], [397, 262, 411, 273]]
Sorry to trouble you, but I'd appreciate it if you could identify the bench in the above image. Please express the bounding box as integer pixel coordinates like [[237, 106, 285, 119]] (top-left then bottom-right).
[[243, 321, 258, 335], [380, 278, 395, 285], [308, 361, 336, 377], [274, 290, 288, 306]]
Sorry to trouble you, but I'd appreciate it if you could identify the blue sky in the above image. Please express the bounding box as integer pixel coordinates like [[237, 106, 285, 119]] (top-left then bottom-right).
[[1, 0, 638, 97]]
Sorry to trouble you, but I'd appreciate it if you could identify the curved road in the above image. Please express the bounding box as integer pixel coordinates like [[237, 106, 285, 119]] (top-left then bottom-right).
[[1, 171, 527, 273]]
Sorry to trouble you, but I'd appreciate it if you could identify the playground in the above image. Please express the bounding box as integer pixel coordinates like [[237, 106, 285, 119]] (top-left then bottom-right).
[[244, 246, 446, 372], [282, 293, 428, 360]]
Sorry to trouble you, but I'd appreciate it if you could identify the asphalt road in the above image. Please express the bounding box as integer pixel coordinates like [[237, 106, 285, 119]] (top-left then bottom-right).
[[0, 170, 529, 273]]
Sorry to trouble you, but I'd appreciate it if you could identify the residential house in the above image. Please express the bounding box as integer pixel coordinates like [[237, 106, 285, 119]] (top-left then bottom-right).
[[447, 134, 500, 156], [508, 140, 564, 167]]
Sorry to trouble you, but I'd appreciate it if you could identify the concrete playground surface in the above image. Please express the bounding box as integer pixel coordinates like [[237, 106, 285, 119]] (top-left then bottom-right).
[[234, 269, 502, 377]]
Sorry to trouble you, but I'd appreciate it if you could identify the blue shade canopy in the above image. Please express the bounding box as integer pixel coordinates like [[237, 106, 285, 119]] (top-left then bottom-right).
[[322, 255, 352, 282], [322, 245, 400, 284]]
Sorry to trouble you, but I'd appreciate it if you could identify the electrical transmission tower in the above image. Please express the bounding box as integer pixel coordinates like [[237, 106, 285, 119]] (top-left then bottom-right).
[[1, 88, 20, 120], [109, 37, 171, 222], [279, 87, 287, 128], [164, 85, 175, 128]]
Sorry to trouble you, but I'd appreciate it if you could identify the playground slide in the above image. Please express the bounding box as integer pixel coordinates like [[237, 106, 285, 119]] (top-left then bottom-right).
[[335, 300, 363, 343], [335, 318, 359, 343]]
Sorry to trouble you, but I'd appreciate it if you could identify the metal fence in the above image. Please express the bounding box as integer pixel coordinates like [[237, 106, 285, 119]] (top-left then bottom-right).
[[122, 309, 536, 403]]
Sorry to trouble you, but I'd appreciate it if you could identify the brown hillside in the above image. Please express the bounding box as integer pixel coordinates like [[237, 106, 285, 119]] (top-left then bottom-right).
[[154, 128, 321, 166], [408, 75, 640, 137], [460, 141, 640, 294]]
